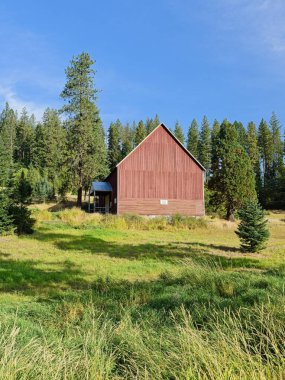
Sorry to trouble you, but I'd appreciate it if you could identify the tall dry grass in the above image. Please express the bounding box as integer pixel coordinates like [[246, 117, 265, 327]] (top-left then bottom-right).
[[1, 305, 285, 379], [35, 208, 208, 231]]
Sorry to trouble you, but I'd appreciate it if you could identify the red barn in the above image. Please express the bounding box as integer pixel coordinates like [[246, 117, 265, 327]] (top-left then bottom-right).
[[89, 123, 205, 216]]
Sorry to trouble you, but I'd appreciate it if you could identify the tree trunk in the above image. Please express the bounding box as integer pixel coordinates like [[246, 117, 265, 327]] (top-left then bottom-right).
[[226, 205, 235, 221], [77, 187, 83, 208]]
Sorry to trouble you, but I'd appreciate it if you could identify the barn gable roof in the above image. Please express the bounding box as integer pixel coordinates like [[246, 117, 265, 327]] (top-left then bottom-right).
[[116, 123, 206, 171]]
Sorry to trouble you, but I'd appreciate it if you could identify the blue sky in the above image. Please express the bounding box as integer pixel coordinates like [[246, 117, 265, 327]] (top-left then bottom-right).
[[0, 0, 284, 134]]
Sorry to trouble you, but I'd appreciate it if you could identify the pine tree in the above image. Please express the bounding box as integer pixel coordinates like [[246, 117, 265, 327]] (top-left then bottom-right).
[[198, 116, 211, 173], [0, 189, 13, 234], [153, 114, 160, 128], [8, 170, 35, 234], [0, 135, 10, 187], [60, 52, 103, 207], [270, 112, 284, 178], [173, 121, 185, 145], [145, 118, 156, 135], [134, 120, 146, 146], [0, 103, 17, 168], [32, 108, 69, 199], [187, 119, 199, 157], [247, 122, 259, 169], [258, 118, 274, 206], [32, 123, 45, 170], [15, 108, 34, 167], [107, 121, 122, 171], [233, 121, 247, 150], [121, 122, 133, 158], [210, 120, 256, 220], [247, 121, 261, 196], [33, 177, 52, 203], [11, 170, 32, 204], [258, 119, 273, 181], [92, 117, 108, 180], [210, 119, 220, 176], [236, 199, 269, 253]]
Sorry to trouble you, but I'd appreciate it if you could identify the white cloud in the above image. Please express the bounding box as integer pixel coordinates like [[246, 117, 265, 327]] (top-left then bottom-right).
[[0, 20, 63, 121], [0, 85, 46, 120]]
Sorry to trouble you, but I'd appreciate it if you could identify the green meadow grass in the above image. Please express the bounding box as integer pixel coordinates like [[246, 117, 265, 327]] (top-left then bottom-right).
[[0, 210, 285, 379]]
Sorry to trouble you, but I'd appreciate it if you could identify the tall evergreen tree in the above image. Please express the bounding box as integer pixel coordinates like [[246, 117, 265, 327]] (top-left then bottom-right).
[[15, 108, 34, 167], [0, 136, 9, 186], [247, 122, 259, 169], [173, 121, 185, 145], [269, 112, 284, 178], [247, 121, 261, 195], [210, 119, 220, 176], [121, 122, 133, 158], [209, 120, 256, 220], [0, 103, 17, 168], [258, 119, 273, 182], [134, 120, 146, 146], [198, 116, 211, 173], [258, 118, 274, 206], [60, 52, 103, 206], [32, 123, 45, 170], [0, 188, 13, 235], [187, 119, 199, 157], [233, 121, 247, 150], [107, 121, 122, 171], [33, 108, 68, 197], [153, 114, 160, 128], [145, 118, 156, 135]]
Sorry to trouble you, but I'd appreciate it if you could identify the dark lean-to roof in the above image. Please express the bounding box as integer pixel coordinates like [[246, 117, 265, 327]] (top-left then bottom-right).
[[116, 123, 206, 171]]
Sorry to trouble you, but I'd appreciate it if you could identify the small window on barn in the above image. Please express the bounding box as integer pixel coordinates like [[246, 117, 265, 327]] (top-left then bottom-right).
[[160, 199, 168, 205]]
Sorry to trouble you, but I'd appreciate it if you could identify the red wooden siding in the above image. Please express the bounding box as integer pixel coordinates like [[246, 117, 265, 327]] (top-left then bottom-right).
[[116, 125, 205, 216]]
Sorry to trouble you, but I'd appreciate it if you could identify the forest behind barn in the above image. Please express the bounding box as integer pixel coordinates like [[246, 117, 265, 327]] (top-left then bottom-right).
[[0, 53, 284, 220]]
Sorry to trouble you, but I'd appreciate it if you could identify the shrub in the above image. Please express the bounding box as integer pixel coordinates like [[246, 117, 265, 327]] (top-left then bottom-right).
[[33, 209, 53, 222], [170, 213, 207, 230], [100, 214, 128, 230], [146, 216, 169, 230], [122, 213, 146, 229], [40, 208, 208, 231], [58, 208, 102, 228], [236, 199, 270, 253]]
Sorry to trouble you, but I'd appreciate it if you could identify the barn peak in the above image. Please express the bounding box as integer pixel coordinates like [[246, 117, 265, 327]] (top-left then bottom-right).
[[116, 123, 205, 171]]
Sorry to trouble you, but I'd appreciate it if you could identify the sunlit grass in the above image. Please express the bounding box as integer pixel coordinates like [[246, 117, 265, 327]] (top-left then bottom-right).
[[0, 210, 284, 378]]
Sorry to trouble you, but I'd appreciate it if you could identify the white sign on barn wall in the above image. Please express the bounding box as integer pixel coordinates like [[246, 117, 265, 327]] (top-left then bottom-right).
[[160, 199, 168, 205]]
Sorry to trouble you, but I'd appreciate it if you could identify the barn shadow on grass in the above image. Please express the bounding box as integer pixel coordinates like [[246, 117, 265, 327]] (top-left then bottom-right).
[[32, 228, 261, 270]]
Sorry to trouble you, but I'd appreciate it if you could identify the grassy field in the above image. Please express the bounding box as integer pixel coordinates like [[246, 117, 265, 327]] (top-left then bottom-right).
[[0, 209, 285, 379]]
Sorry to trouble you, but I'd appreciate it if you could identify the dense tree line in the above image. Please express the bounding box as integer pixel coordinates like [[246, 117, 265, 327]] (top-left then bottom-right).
[[106, 114, 285, 214], [0, 52, 284, 229]]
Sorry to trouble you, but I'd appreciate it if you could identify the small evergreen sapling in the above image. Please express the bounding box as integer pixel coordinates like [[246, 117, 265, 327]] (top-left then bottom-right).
[[236, 199, 269, 253], [8, 170, 35, 235]]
